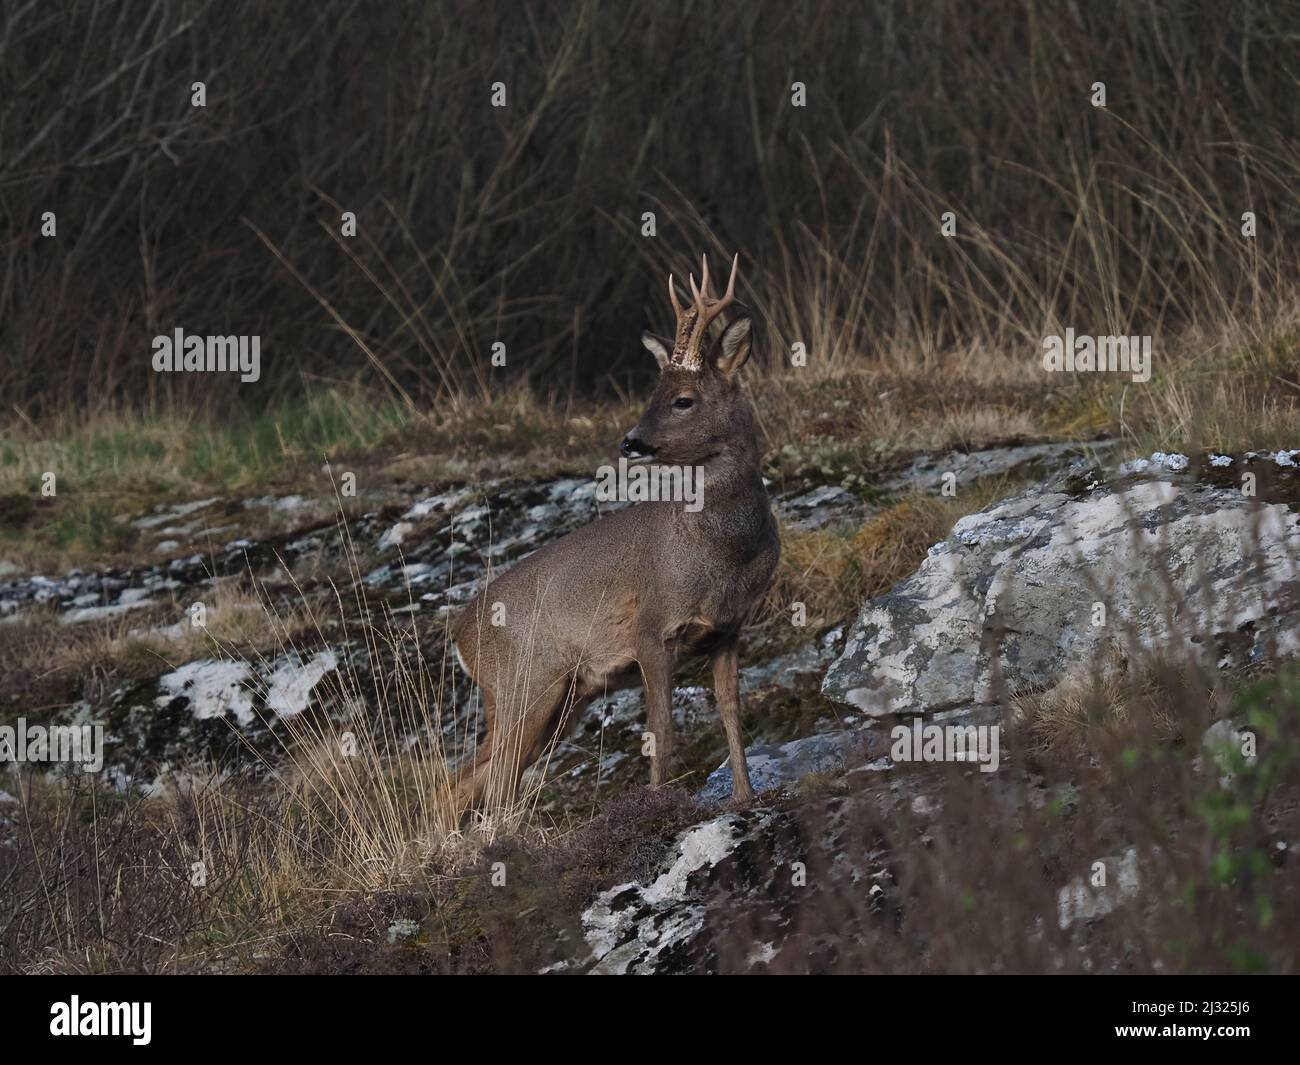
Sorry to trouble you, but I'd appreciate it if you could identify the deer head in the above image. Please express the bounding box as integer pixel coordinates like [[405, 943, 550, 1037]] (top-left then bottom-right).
[[620, 253, 757, 469]]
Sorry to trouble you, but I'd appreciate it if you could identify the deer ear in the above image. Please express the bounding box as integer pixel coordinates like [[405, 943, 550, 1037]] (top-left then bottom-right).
[[641, 330, 671, 369], [712, 315, 752, 376]]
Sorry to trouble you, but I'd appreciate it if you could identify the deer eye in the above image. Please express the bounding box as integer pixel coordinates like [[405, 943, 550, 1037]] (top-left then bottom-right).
[[672, 396, 695, 410]]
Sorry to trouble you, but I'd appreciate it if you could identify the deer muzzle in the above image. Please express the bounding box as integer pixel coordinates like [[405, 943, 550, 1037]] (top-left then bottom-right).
[[620, 434, 657, 463]]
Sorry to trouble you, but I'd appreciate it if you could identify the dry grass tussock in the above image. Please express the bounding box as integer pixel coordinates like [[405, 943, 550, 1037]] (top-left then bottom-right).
[[763, 478, 1025, 633], [1014, 648, 1226, 754]]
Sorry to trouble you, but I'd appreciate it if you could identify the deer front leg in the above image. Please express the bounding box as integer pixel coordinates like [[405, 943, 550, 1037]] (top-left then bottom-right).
[[711, 640, 754, 803], [638, 640, 676, 788]]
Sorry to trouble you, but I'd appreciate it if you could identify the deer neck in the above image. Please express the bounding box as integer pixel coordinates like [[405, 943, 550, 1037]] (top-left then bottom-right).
[[699, 443, 764, 502], [663, 440, 769, 545]]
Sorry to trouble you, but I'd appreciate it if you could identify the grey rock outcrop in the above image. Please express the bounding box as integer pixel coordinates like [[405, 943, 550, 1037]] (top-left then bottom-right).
[[581, 811, 775, 974], [879, 439, 1115, 495], [695, 730, 880, 803], [823, 454, 1300, 715]]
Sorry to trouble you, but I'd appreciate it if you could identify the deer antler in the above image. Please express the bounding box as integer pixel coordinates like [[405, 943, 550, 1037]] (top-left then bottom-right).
[[667, 252, 738, 371]]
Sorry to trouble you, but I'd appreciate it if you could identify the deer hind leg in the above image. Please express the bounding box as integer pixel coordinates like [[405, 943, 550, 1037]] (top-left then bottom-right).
[[511, 685, 591, 800], [455, 670, 573, 816], [451, 688, 498, 816]]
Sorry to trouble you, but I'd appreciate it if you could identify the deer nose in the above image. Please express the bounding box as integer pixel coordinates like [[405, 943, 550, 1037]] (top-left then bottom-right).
[[620, 434, 655, 459]]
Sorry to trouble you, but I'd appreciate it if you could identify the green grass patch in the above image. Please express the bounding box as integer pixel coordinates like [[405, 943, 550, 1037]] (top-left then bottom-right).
[[0, 389, 411, 568]]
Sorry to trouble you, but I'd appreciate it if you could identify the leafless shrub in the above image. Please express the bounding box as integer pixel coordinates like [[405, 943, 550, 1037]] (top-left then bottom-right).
[[4, 1, 1299, 418]]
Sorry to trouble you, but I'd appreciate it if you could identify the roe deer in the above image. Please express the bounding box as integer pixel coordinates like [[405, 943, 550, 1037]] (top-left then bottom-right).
[[451, 253, 779, 813]]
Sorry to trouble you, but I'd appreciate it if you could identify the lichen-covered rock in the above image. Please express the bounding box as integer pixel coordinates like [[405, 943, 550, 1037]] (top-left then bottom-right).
[[1056, 847, 1140, 930], [879, 439, 1115, 495], [574, 791, 903, 974], [1200, 718, 1257, 786], [85, 649, 348, 788], [695, 730, 880, 803], [738, 626, 843, 693], [580, 810, 777, 974], [823, 453, 1300, 715], [775, 483, 874, 531]]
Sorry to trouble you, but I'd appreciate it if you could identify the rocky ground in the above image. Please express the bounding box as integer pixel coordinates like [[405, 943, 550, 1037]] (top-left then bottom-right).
[[3, 439, 1298, 973], [0, 438, 1111, 793], [577, 447, 1300, 973]]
